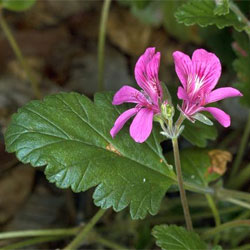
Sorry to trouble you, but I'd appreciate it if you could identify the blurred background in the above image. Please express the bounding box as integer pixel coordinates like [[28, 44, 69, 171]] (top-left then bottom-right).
[[0, 0, 249, 249]]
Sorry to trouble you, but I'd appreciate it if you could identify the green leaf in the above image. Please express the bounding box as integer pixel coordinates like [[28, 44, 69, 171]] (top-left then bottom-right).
[[152, 225, 207, 250], [0, 0, 36, 12], [214, 0, 229, 16], [182, 120, 218, 148], [5, 92, 176, 219], [233, 32, 250, 108], [175, 0, 246, 31]]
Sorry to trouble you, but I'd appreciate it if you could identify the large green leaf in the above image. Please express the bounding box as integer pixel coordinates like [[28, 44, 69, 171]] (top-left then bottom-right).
[[0, 0, 36, 12], [152, 225, 207, 250], [233, 32, 250, 108], [4, 92, 176, 219], [175, 0, 246, 31], [182, 120, 218, 148]]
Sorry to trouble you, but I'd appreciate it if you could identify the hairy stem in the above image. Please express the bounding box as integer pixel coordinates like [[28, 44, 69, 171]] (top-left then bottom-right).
[[97, 0, 112, 91], [63, 208, 106, 250], [0, 12, 41, 99], [202, 220, 250, 239], [229, 112, 250, 183], [172, 138, 193, 231]]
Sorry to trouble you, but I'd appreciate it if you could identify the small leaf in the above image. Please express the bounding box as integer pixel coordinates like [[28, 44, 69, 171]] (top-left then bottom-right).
[[182, 120, 217, 147], [214, 0, 229, 16], [193, 113, 214, 126], [5, 92, 176, 220], [175, 0, 246, 31], [152, 225, 207, 250], [0, 0, 36, 12]]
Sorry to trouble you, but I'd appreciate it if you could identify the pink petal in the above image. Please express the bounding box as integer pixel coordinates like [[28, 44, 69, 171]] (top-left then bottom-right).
[[134, 47, 161, 103], [172, 51, 192, 88], [110, 108, 138, 138], [135, 48, 155, 89], [206, 87, 243, 104], [129, 108, 154, 143], [112, 85, 146, 105], [192, 49, 221, 92], [177, 86, 188, 100], [200, 107, 230, 127]]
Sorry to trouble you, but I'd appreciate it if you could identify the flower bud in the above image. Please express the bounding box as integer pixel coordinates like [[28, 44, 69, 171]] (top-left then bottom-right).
[[161, 102, 174, 120]]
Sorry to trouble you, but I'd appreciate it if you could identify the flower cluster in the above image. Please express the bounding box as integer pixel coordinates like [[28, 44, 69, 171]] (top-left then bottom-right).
[[110, 47, 242, 143]]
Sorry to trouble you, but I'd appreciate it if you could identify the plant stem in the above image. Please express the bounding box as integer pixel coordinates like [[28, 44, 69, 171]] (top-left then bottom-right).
[[202, 220, 250, 239], [0, 12, 41, 99], [172, 138, 193, 231], [0, 236, 64, 250], [205, 194, 221, 244], [0, 227, 80, 240], [229, 112, 250, 183], [63, 208, 106, 250], [97, 0, 112, 91]]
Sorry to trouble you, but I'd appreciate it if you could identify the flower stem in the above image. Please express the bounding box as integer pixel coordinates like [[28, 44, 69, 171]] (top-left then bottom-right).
[[0, 11, 41, 99], [63, 208, 106, 250], [228, 112, 250, 184], [0, 227, 80, 240], [205, 194, 221, 244], [202, 220, 250, 239], [97, 0, 112, 91], [172, 137, 193, 231]]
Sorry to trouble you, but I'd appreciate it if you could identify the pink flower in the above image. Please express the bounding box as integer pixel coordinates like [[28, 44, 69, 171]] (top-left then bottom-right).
[[173, 49, 243, 127], [110, 47, 163, 143]]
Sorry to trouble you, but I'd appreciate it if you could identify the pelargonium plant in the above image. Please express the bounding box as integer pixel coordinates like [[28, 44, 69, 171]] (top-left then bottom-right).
[[4, 47, 248, 249]]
